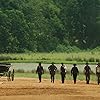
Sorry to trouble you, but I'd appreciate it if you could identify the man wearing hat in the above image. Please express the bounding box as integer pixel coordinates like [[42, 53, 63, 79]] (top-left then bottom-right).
[[84, 62, 91, 84], [36, 62, 44, 83], [48, 62, 57, 83], [60, 63, 67, 83], [71, 64, 79, 84]]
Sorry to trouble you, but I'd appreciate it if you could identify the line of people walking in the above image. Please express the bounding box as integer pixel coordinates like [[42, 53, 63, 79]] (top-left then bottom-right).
[[36, 62, 100, 85]]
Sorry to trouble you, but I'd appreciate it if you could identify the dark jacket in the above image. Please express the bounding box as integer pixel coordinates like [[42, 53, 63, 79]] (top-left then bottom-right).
[[71, 67, 79, 75], [48, 65, 57, 75], [60, 66, 66, 75], [84, 65, 91, 75], [36, 66, 44, 75]]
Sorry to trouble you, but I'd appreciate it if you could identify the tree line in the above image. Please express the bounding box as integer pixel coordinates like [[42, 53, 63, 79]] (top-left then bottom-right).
[[0, 0, 100, 53]]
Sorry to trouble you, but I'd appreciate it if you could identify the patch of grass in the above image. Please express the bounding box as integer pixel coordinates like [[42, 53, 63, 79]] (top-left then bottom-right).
[[15, 72, 97, 81], [15, 72, 36, 78], [0, 52, 100, 64]]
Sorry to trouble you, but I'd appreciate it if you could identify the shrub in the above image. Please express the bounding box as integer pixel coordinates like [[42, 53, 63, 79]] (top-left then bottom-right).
[[0, 56, 12, 60], [89, 58, 95, 62]]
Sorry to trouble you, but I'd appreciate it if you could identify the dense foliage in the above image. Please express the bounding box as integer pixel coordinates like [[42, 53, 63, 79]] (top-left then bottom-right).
[[0, 0, 100, 53]]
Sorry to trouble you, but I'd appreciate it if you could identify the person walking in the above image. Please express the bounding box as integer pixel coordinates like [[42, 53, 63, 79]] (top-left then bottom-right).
[[96, 63, 100, 85], [60, 63, 67, 83], [8, 63, 14, 81], [36, 62, 44, 83], [84, 62, 91, 84], [48, 62, 57, 83], [71, 64, 79, 84]]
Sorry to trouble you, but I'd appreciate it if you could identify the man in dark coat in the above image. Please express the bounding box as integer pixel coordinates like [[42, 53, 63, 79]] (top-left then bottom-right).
[[36, 62, 44, 83], [71, 64, 79, 84], [84, 62, 91, 84], [60, 63, 67, 83], [48, 62, 57, 83]]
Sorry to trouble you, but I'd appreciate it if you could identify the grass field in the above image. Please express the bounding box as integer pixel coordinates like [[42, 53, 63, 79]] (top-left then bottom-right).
[[0, 52, 100, 64], [15, 72, 97, 81]]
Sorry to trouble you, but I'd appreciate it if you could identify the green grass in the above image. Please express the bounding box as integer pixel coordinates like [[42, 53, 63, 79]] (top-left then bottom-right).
[[15, 72, 97, 81], [0, 51, 100, 64]]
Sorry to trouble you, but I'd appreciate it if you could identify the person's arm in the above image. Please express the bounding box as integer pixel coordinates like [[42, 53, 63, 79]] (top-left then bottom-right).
[[55, 66, 57, 70], [48, 66, 50, 70], [42, 66, 44, 74], [64, 66, 67, 73], [89, 66, 91, 73]]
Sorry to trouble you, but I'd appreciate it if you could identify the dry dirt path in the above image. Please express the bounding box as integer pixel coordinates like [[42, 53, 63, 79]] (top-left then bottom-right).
[[0, 78, 100, 100]]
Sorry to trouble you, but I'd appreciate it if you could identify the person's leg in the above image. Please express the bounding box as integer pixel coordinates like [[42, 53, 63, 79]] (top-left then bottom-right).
[[62, 74, 64, 83], [40, 74, 41, 82], [98, 76, 99, 85], [88, 74, 90, 84], [61, 74, 62, 83], [8, 71, 11, 81], [86, 75, 88, 84], [73, 74, 77, 84], [51, 75, 52, 82], [86, 74, 90, 84], [96, 74, 99, 85], [99, 75, 100, 83], [53, 75, 55, 83], [61, 74, 63, 83], [86, 75, 87, 83], [38, 74, 41, 82], [97, 74, 100, 85]]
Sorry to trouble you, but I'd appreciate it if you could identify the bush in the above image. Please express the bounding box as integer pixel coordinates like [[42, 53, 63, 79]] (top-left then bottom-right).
[[0, 56, 11, 60], [89, 58, 95, 62]]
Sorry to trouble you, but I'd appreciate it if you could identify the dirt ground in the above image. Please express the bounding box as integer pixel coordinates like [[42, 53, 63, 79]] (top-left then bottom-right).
[[0, 77, 100, 100]]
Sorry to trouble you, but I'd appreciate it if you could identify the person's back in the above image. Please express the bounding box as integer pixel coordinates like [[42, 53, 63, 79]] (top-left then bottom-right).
[[71, 64, 79, 84], [48, 64, 57, 75], [61, 66, 66, 74], [60, 65, 66, 74], [36, 65, 43, 74], [71, 66, 79, 75], [48, 63, 57, 83], [84, 65, 91, 74]]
